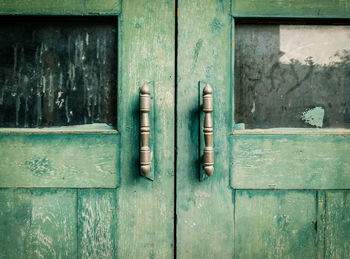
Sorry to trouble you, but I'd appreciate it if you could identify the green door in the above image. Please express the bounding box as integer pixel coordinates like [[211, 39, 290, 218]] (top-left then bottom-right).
[[0, 0, 175, 258], [1, 0, 350, 258], [177, 0, 350, 258]]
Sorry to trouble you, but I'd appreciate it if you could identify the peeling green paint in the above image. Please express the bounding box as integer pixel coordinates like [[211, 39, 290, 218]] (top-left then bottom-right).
[[26, 158, 51, 176], [301, 107, 325, 128]]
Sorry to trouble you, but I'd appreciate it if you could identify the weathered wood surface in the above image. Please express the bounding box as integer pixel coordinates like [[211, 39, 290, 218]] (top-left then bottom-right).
[[234, 190, 318, 258], [0, 123, 117, 134], [0, 0, 174, 257], [78, 189, 117, 259], [232, 0, 350, 18], [0, 0, 121, 15], [117, 0, 175, 257], [231, 135, 350, 189], [177, 0, 234, 257], [322, 191, 350, 258], [0, 134, 120, 188], [0, 189, 77, 258]]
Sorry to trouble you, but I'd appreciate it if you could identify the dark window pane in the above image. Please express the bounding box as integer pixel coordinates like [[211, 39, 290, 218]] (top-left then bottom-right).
[[0, 17, 117, 128], [235, 24, 350, 129]]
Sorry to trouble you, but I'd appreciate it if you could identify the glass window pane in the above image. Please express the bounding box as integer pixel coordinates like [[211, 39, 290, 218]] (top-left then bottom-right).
[[0, 18, 117, 128], [235, 24, 350, 129]]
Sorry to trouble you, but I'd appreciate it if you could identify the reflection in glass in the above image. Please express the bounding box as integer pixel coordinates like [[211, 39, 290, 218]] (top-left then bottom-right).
[[0, 18, 117, 128], [235, 24, 350, 128]]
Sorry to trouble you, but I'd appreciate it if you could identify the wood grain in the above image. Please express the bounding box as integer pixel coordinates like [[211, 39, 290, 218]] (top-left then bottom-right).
[[0, 134, 120, 188], [323, 191, 350, 258], [177, 0, 234, 257], [234, 190, 317, 258], [116, 0, 175, 257], [78, 189, 117, 259], [0, 0, 121, 15], [231, 135, 350, 189], [232, 0, 350, 18], [0, 189, 77, 258]]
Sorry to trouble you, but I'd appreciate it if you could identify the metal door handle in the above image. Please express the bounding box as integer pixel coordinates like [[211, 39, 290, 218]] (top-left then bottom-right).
[[140, 84, 151, 176], [202, 84, 214, 176]]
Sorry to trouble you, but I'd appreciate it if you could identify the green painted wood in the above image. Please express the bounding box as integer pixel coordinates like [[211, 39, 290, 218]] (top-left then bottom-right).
[[177, 0, 234, 257], [232, 0, 350, 18], [0, 0, 174, 257], [316, 191, 326, 259], [235, 190, 317, 258], [116, 0, 175, 257], [231, 135, 350, 189], [0, 189, 77, 258], [0, 134, 120, 188], [323, 191, 350, 258], [229, 1, 350, 257], [0, 0, 120, 15], [78, 189, 117, 259]]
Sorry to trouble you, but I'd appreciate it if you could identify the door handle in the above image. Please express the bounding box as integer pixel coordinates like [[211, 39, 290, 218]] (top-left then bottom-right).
[[140, 84, 152, 176], [202, 84, 214, 176]]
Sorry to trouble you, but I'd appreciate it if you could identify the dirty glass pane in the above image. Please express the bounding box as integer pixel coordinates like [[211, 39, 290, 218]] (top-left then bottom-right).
[[235, 24, 350, 129], [0, 18, 117, 128]]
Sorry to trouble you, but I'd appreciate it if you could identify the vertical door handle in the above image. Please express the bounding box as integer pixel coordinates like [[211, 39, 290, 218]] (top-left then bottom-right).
[[202, 84, 214, 176], [140, 84, 152, 176]]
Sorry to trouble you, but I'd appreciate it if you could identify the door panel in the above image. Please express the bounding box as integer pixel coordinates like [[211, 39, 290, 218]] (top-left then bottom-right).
[[0, 134, 120, 188], [0, 189, 77, 258], [234, 190, 317, 258], [0, 189, 118, 258], [231, 134, 350, 189], [78, 189, 117, 258], [323, 191, 350, 258]]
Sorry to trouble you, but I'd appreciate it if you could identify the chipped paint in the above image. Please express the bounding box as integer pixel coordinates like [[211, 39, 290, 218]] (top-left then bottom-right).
[[0, 135, 119, 187], [193, 39, 203, 64], [301, 107, 325, 128], [26, 157, 51, 175]]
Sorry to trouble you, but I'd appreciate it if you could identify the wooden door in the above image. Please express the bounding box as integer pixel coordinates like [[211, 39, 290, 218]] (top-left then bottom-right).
[[0, 0, 175, 258], [177, 0, 350, 258]]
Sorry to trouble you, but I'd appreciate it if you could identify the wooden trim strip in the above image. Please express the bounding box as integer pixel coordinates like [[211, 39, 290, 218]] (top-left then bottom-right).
[[232, 0, 350, 19], [0, 0, 121, 15], [231, 129, 350, 135]]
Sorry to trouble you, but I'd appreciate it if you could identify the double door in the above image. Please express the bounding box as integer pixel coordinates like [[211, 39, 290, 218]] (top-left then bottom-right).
[[0, 0, 349, 258]]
